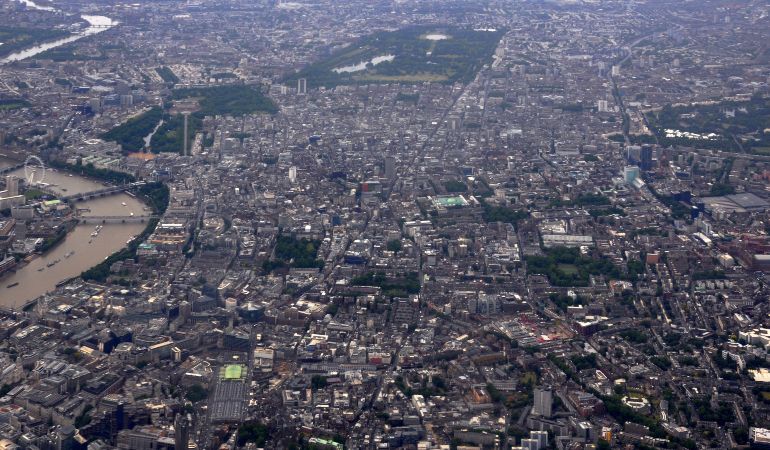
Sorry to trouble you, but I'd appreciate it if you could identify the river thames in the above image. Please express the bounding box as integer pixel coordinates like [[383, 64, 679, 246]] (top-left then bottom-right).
[[0, 158, 148, 309], [1, 0, 117, 64]]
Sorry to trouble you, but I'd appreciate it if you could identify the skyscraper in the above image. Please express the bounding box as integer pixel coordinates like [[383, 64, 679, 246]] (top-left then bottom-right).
[[531, 431, 548, 449], [533, 387, 553, 418], [384, 155, 396, 180], [55, 425, 76, 450], [174, 414, 190, 450], [640, 144, 653, 171], [624, 165, 641, 185], [297, 78, 307, 95], [597, 99, 609, 112], [6, 176, 18, 196]]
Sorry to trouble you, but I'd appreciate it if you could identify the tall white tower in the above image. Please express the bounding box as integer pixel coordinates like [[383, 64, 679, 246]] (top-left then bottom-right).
[[5, 176, 19, 196], [533, 387, 553, 418]]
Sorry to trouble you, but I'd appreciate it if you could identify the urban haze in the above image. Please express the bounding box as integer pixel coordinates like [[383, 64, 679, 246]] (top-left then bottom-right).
[[0, 0, 769, 449]]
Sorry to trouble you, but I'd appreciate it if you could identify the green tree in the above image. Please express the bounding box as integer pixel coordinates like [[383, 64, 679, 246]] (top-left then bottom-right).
[[386, 239, 403, 253], [237, 421, 270, 447], [184, 384, 208, 403], [311, 375, 328, 390]]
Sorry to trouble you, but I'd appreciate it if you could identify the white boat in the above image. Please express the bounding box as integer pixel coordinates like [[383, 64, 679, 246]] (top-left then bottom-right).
[[130, 212, 134, 216], [121, 202, 127, 206]]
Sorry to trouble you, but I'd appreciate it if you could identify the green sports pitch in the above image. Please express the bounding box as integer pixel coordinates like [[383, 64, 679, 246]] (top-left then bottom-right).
[[220, 364, 245, 380], [434, 196, 469, 208]]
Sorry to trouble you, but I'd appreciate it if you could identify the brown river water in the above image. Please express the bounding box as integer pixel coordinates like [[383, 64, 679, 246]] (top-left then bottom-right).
[[0, 158, 148, 309]]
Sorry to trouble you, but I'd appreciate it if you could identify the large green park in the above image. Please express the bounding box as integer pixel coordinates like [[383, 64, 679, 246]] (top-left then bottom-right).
[[284, 26, 504, 88], [101, 85, 277, 154], [644, 94, 770, 153]]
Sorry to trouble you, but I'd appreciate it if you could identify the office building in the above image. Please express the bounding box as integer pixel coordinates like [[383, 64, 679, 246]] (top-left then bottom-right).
[[624, 165, 640, 185], [5, 176, 18, 197], [531, 431, 548, 449], [597, 99, 608, 112], [174, 414, 190, 450], [289, 166, 297, 183], [640, 145, 653, 171], [533, 387, 553, 418], [385, 155, 396, 179]]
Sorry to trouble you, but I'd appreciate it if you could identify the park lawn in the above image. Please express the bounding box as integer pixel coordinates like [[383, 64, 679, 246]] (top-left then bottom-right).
[[0, 101, 29, 111], [356, 73, 449, 83], [24, 189, 47, 200], [284, 26, 503, 88], [521, 372, 537, 385]]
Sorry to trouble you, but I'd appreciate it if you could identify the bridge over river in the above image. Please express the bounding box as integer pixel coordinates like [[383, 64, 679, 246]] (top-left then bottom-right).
[[0, 163, 24, 175], [35, 181, 148, 201], [77, 215, 157, 224]]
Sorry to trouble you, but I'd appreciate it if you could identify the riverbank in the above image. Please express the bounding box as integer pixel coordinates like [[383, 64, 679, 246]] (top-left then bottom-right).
[[0, 158, 148, 309], [2, 1, 117, 64], [49, 159, 135, 184], [38, 220, 74, 253], [0, 215, 75, 280], [80, 182, 167, 282]]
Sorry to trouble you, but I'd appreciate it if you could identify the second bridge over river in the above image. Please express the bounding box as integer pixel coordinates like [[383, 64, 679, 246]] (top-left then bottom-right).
[[77, 215, 157, 224], [35, 181, 148, 202]]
